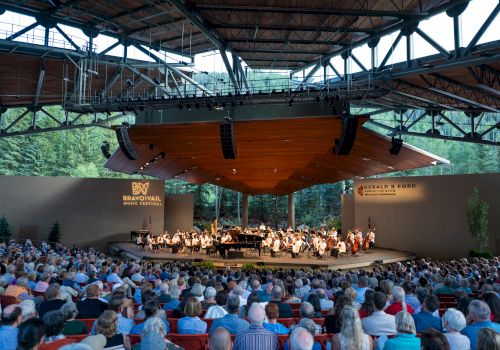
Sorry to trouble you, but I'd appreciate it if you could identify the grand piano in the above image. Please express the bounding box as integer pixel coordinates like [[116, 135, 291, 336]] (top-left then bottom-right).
[[217, 232, 264, 258]]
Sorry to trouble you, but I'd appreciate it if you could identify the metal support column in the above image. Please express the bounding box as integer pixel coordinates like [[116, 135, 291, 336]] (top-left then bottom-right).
[[288, 192, 295, 230], [242, 193, 248, 228]]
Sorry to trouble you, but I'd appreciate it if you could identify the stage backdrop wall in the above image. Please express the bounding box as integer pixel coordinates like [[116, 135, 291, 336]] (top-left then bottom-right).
[[164, 194, 194, 233], [0, 176, 165, 250], [353, 173, 500, 259]]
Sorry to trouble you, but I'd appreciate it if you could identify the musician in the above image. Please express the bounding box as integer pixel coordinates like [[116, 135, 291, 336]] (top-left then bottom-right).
[[291, 235, 303, 259], [146, 233, 153, 251], [156, 234, 164, 252], [271, 236, 281, 257], [221, 232, 232, 243], [259, 223, 266, 230], [345, 230, 354, 253], [318, 238, 327, 259], [185, 235, 192, 255], [136, 234, 145, 251], [331, 238, 346, 258], [367, 228, 376, 248], [192, 233, 200, 253]]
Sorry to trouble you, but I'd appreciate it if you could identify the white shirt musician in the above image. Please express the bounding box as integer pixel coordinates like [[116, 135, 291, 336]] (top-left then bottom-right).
[[259, 223, 266, 230], [367, 229, 376, 247], [271, 238, 281, 257], [221, 233, 232, 243], [318, 239, 327, 258], [292, 237, 303, 258], [136, 235, 143, 246]]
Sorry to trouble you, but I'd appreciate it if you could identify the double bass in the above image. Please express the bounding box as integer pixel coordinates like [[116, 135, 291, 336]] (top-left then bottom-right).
[[362, 235, 371, 251], [352, 236, 361, 254]]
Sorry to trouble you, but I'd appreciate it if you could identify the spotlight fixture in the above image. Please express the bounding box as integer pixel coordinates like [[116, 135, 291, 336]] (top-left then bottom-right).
[[153, 78, 160, 85], [100, 140, 111, 159], [231, 168, 237, 174], [126, 79, 134, 88], [389, 137, 403, 155]]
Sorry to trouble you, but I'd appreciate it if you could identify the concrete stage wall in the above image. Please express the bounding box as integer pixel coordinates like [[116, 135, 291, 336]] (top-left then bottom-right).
[[353, 173, 500, 259], [0, 176, 165, 250], [164, 193, 194, 233]]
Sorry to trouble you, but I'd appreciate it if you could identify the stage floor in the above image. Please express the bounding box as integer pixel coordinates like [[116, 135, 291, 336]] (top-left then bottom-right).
[[109, 242, 416, 270]]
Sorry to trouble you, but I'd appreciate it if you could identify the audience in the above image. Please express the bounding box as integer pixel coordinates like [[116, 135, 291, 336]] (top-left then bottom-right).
[[38, 284, 66, 318], [205, 290, 228, 319], [76, 284, 107, 319], [332, 305, 373, 350], [442, 308, 471, 350], [95, 310, 130, 349], [233, 303, 277, 350], [289, 327, 314, 350], [61, 302, 87, 335], [43, 310, 74, 349], [208, 327, 231, 350], [210, 294, 249, 335], [420, 328, 451, 350], [17, 318, 45, 350], [412, 295, 442, 332], [177, 297, 207, 334], [0, 305, 22, 350], [477, 328, 500, 350], [361, 291, 396, 337], [461, 300, 500, 350], [385, 286, 414, 315], [263, 302, 289, 334], [270, 286, 293, 318], [381, 311, 421, 350]]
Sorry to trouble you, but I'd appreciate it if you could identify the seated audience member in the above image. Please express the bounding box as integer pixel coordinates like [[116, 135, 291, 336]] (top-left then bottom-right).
[[92, 296, 134, 336], [385, 286, 414, 315], [209, 327, 232, 350], [306, 293, 324, 318], [361, 291, 396, 336], [358, 289, 375, 319], [42, 310, 74, 349], [355, 276, 370, 304], [344, 287, 360, 310], [412, 295, 442, 333], [442, 308, 470, 350], [289, 326, 314, 350], [231, 285, 247, 307], [293, 302, 322, 335], [202, 286, 217, 310], [17, 318, 45, 350], [76, 284, 108, 319], [177, 297, 207, 334], [461, 300, 500, 350], [477, 328, 500, 350], [205, 290, 229, 319], [318, 288, 334, 310], [4, 276, 30, 299], [285, 285, 301, 304], [402, 281, 421, 311], [134, 317, 181, 350], [210, 295, 249, 335], [130, 300, 169, 335], [34, 274, 51, 294], [95, 310, 130, 350], [294, 319, 323, 350], [263, 302, 289, 334], [61, 302, 87, 335], [250, 279, 270, 302], [240, 292, 260, 318], [332, 305, 373, 350], [420, 328, 451, 350], [18, 300, 37, 322], [0, 305, 22, 350], [380, 311, 421, 350], [191, 283, 205, 303], [38, 284, 66, 318], [269, 286, 293, 318], [324, 295, 350, 334], [435, 276, 456, 295], [162, 285, 181, 311], [158, 282, 171, 303], [233, 303, 277, 350], [482, 292, 500, 323]]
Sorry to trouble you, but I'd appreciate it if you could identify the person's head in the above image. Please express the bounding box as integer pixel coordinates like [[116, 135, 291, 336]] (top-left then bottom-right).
[[265, 302, 279, 321], [169, 285, 180, 299], [306, 293, 321, 312], [144, 300, 159, 318], [420, 328, 450, 350], [17, 318, 45, 350], [18, 300, 37, 322], [299, 301, 314, 319], [43, 310, 66, 337], [141, 317, 167, 338], [232, 285, 243, 297], [391, 286, 405, 302], [340, 305, 365, 348], [79, 334, 107, 350], [358, 276, 369, 288], [108, 296, 125, 313], [191, 283, 204, 297], [247, 303, 266, 326], [395, 311, 416, 334], [208, 327, 231, 350], [423, 295, 440, 313], [482, 292, 500, 323], [373, 291, 388, 311], [344, 287, 357, 303], [205, 286, 216, 300], [443, 309, 466, 332], [468, 300, 492, 323], [61, 302, 79, 321], [250, 279, 261, 291], [477, 328, 500, 350], [45, 283, 61, 301], [95, 310, 118, 338], [271, 286, 282, 301], [289, 326, 314, 350], [2, 304, 22, 327], [184, 297, 202, 317], [86, 284, 99, 298], [140, 332, 167, 350], [226, 294, 240, 315], [297, 318, 316, 337], [215, 290, 228, 306]]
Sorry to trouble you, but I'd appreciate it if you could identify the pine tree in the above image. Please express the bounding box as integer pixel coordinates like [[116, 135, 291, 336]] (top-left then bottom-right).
[[0, 214, 12, 241], [48, 221, 61, 244]]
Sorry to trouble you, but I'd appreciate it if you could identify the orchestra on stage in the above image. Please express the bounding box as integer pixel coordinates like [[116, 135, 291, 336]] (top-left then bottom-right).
[[133, 223, 376, 260]]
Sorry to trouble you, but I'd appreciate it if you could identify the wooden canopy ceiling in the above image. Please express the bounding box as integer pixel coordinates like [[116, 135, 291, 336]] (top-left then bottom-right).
[[105, 116, 447, 195]]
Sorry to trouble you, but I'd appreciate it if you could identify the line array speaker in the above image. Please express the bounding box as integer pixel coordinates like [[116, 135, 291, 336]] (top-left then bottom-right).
[[334, 113, 358, 155], [100, 140, 111, 159], [220, 122, 237, 159], [115, 126, 137, 160], [390, 137, 403, 155]]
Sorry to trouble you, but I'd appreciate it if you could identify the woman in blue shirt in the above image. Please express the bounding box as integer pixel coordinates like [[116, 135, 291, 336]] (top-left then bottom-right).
[[383, 310, 421, 350], [263, 303, 289, 334], [177, 297, 207, 334]]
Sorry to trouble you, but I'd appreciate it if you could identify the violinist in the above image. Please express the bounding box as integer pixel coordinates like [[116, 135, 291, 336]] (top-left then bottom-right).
[[291, 234, 303, 258], [365, 228, 376, 249], [345, 231, 354, 253]]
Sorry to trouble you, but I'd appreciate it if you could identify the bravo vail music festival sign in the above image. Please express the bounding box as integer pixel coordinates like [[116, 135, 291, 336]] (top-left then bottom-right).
[[122, 182, 162, 206]]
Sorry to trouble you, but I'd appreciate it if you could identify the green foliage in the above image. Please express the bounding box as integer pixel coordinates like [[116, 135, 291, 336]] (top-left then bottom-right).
[[467, 187, 490, 254], [0, 214, 12, 241], [192, 261, 215, 269], [469, 250, 493, 258], [48, 221, 61, 244], [241, 263, 257, 271]]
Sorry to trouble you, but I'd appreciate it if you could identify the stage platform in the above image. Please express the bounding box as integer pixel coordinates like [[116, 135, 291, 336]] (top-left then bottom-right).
[[108, 241, 416, 270]]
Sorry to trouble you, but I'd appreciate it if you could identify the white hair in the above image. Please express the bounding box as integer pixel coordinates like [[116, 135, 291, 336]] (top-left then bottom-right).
[[141, 317, 167, 337], [443, 309, 467, 332], [18, 300, 37, 322], [159, 282, 169, 294], [469, 300, 491, 321], [247, 303, 266, 326], [289, 327, 314, 350], [392, 286, 405, 302], [205, 286, 216, 299]]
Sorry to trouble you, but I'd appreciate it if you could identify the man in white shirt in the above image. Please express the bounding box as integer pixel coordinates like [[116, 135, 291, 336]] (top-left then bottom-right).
[[362, 292, 397, 336], [271, 237, 281, 257]]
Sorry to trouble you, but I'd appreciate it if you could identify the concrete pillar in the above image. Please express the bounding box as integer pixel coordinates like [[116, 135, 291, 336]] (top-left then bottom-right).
[[242, 193, 248, 228], [288, 192, 295, 229]]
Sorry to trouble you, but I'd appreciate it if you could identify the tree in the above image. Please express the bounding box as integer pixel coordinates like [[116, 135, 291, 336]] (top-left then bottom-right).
[[0, 214, 12, 241], [48, 221, 61, 244], [467, 187, 490, 254]]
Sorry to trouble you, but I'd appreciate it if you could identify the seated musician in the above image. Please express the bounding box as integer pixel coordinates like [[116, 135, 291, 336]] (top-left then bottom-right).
[[156, 234, 163, 252], [318, 238, 327, 259], [185, 235, 192, 255], [291, 235, 303, 259], [271, 236, 281, 257], [192, 233, 200, 253], [162, 232, 168, 249], [332, 238, 346, 258], [367, 228, 376, 248], [221, 232, 232, 243], [136, 234, 144, 251], [205, 234, 214, 255]]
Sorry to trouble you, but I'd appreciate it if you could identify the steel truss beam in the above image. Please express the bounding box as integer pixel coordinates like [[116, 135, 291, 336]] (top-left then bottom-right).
[[210, 23, 377, 34], [123, 63, 172, 97]]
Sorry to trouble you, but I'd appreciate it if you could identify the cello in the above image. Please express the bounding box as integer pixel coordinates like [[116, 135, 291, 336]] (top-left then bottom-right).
[[352, 236, 360, 254]]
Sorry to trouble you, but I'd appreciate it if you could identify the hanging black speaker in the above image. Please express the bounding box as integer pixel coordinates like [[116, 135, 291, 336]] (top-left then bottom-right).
[[389, 137, 403, 155], [334, 113, 358, 155], [220, 122, 237, 159], [100, 140, 111, 159], [115, 125, 137, 160]]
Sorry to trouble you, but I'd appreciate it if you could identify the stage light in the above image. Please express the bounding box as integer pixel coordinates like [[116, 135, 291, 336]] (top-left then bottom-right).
[[389, 137, 403, 155], [231, 168, 237, 174], [126, 79, 134, 88], [100, 141, 111, 159]]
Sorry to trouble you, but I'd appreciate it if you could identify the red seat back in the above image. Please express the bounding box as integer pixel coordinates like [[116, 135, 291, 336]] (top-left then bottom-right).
[[203, 318, 215, 330], [168, 333, 208, 350], [278, 334, 289, 349], [314, 334, 329, 350], [129, 334, 141, 345], [79, 318, 97, 333], [39, 338, 76, 350], [168, 318, 179, 334], [290, 303, 301, 310], [277, 318, 295, 328], [1, 295, 18, 307]]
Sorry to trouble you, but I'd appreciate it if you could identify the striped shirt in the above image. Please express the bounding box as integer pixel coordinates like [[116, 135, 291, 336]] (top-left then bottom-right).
[[233, 324, 278, 350]]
